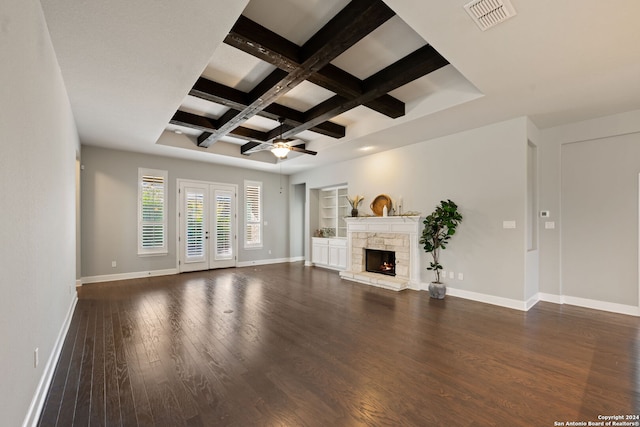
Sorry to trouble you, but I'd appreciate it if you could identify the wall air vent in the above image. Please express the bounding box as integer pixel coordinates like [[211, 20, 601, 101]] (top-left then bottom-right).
[[464, 0, 516, 31]]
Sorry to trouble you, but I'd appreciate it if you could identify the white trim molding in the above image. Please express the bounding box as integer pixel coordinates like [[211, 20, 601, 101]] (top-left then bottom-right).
[[438, 286, 640, 316], [81, 268, 178, 285], [538, 293, 640, 317], [23, 293, 78, 427], [237, 257, 300, 268], [444, 285, 532, 311]]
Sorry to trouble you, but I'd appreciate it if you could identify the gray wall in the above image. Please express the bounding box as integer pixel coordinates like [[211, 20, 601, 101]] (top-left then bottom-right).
[[0, 1, 79, 424], [561, 132, 640, 305], [292, 117, 529, 301], [539, 109, 640, 309], [290, 183, 306, 258], [81, 146, 290, 278]]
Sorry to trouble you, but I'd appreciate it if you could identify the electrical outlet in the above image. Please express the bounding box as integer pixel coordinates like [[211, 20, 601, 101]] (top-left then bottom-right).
[[111, 261, 117, 268], [458, 273, 464, 281], [34, 348, 39, 368]]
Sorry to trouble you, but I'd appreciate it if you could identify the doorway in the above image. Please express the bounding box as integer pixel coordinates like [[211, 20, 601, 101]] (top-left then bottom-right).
[[178, 180, 237, 272]]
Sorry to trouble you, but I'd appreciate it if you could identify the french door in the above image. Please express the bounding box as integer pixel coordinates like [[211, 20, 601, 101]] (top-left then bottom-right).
[[178, 180, 237, 272]]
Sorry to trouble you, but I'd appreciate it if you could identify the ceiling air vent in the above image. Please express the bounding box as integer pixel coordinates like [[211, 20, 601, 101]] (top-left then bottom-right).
[[464, 0, 516, 31]]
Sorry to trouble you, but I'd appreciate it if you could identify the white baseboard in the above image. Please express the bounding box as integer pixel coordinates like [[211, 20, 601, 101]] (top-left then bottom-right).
[[537, 292, 563, 305], [237, 257, 294, 268], [81, 268, 178, 285], [23, 293, 78, 427], [434, 286, 640, 317], [444, 285, 530, 311], [538, 293, 640, 317], [75, 279, 82, 288], [524, 293, 539, 311], [81, 259, 307, 283]]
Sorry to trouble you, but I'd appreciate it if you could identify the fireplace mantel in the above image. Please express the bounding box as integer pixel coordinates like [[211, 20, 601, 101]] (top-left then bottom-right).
[[339, 216, 423, 291]]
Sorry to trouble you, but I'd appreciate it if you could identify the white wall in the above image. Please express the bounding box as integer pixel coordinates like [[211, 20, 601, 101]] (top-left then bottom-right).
[[81, 146, 291, 278], [292, 117, 530, 302], [0, 1, 79, 425]]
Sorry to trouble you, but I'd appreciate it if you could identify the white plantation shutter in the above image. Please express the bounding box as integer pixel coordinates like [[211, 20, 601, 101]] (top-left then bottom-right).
[[186, 191, 205, 260], [138, 168, 168, 255], [215, 192, 233, 259], [244, 181, 262, 248]]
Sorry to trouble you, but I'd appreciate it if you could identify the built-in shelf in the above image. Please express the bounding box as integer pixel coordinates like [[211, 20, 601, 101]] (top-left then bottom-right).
[[318, 186, 349, 238]]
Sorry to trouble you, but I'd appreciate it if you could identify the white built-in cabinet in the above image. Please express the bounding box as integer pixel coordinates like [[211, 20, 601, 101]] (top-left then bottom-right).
[[319, 186, 349, 237], [312, 237, 347, 270], [313, 185, 348, 270]]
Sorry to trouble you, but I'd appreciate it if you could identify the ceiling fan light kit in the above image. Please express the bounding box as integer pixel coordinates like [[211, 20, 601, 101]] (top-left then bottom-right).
[[271, 142, 290, 158]]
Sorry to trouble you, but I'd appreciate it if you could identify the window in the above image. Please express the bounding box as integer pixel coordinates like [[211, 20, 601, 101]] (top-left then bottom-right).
[[215, 191, 233, 259], [138, 168, 168, 255], [244, 180, 262, 248]]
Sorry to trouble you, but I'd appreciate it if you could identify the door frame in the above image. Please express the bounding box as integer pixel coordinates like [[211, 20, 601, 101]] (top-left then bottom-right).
[[176, 178, 238, 273]]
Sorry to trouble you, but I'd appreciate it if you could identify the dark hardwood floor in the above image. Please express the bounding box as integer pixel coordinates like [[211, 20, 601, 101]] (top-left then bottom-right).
[[39, 263, 639, 426]]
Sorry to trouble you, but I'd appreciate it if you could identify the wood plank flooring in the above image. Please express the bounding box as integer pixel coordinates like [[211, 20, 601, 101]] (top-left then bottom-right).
[[39, 263, 640, 426]]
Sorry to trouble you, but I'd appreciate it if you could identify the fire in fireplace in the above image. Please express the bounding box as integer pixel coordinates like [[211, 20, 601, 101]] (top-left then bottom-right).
[[365, 248, 396, 277]]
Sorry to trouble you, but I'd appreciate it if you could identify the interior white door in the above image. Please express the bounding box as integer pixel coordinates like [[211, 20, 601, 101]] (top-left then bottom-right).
[[179, 180, 237, 272]]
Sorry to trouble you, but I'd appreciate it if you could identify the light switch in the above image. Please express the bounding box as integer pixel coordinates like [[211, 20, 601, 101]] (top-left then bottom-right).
[[545, 221, 555, 229], [503, 220, 516, 229]]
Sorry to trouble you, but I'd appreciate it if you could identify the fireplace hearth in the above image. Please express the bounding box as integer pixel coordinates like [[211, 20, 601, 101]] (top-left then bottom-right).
[[365, 248, 396, 276]]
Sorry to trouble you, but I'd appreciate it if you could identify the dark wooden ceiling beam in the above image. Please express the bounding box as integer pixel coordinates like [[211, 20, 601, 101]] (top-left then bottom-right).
[[225, 15, 405, 119], [170, 110, 269, 143], [299, 0, 394, 63], [240, 141, 267, 155], [363, 45, 450, 94], [265, 122, 295, 141], [190, 78, 247, 110], [199, 0, 395, 147], [170, 110, 219, 134], [224, 15, 300, 72], [188, 77, 345, 139], [281, 45, 450, 138]]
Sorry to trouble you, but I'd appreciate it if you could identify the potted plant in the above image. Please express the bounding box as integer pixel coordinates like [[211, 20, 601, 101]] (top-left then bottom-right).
[[419, 199, 463, 299]]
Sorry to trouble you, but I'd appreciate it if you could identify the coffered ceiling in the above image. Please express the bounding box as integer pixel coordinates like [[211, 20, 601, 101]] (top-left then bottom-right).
[[40, 0, 640, 174]]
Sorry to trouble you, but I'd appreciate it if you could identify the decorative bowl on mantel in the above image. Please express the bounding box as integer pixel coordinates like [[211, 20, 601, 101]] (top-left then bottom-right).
[[370, 194, 392, 216]]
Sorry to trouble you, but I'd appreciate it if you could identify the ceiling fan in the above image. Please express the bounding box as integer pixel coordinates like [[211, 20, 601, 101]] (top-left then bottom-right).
[[240, 118, 318, 159]]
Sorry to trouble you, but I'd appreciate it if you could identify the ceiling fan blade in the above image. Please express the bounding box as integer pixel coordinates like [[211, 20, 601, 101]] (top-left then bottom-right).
[[289, 144, 317, 156], [282, 137, 308, 144]]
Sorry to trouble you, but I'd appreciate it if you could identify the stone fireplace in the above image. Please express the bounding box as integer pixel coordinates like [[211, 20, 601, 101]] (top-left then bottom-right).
[[365, 248, 396, 276], [339, 216, 422, 291]]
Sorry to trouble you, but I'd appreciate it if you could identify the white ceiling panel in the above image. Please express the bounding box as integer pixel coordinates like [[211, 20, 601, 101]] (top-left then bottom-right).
[[331, 15, 427, 80]]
